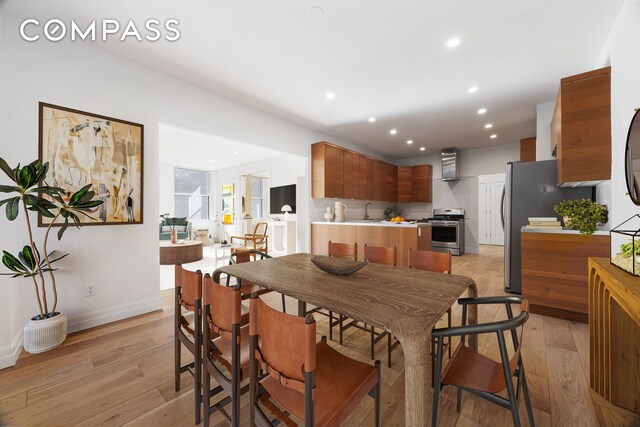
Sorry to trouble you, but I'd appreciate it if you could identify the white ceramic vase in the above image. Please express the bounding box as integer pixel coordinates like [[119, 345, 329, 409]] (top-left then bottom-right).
[[23, 313, 67, 354], [324, 207, 334, 222]]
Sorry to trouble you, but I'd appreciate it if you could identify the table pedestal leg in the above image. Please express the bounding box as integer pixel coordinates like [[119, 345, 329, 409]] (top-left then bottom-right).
[[397, 329, 431, 427]]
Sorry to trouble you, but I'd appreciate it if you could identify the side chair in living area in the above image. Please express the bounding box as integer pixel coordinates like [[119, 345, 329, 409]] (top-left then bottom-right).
[[338, 244, 397, 366], [174, 263, 203, 424], [431, 296, 535, 427], [230, 222, 269, 260], [248, 293, 382, 427]]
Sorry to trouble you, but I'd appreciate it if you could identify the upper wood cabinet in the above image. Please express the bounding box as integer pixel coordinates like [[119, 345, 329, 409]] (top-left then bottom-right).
[[520, 137, 536, 162], [359, 156, 374, 200], [343, 151, 360, 200], [411, 164, 433, 203], [373, 160, 384, 201], [552, 66, 611, 186], [383, 163, 398, 203], [397, 166, 413, 203], [312, 142, 344, 198]]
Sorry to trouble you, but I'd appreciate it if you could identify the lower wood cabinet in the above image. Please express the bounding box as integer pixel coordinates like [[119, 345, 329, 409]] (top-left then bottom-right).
[[521, 231, 610, 322]]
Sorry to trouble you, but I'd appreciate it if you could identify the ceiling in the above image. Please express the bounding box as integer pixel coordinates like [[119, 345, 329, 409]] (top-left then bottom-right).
[[158, 124, 283, 171], [4, 0, 623, 158]]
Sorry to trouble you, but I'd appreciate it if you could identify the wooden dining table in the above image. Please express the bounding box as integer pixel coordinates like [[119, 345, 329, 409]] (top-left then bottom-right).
[[213, 253, 478, 427]]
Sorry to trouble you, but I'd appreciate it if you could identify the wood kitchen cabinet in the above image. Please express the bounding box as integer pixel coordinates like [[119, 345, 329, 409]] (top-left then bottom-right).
[[411, 164, 433, 203], [359, 156, 374, 200], [373, 160, 384, 201], [520, 137, 536, 162], [383, 163, 398, 202], [552, 66, 611, 186], [312, 142, 344, 198], [397, 166, 413, 203], [343, 151, 360, 200]]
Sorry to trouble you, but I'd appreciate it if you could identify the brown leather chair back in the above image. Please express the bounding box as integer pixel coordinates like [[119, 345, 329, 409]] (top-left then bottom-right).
[[233, 248, 252, 264], [175, 263, 202, 310], [328, 241, 358, 260], [249, 296, 316, 383], [202, 274, 241, 338], [364, 244, 397, 266], [408, 249, 452, 274]]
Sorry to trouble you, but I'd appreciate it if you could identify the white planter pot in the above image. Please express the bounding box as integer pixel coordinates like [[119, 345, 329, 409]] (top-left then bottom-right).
[[23, 313, 67, 354]]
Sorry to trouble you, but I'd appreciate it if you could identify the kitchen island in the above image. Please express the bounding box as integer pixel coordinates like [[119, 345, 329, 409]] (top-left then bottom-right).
[[311, 221, 432, 267]]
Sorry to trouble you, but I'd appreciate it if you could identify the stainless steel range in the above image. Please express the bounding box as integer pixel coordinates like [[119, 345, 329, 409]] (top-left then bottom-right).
[[427, 208, 465, 256]]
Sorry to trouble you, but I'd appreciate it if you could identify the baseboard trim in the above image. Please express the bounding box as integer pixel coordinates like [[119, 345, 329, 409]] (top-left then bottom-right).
[[0, 332, 23, 370], [464, 246, 480, 254], [67, 296, 163, 333]]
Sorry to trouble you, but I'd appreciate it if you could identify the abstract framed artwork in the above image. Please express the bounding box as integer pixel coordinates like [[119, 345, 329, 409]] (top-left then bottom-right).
[[38, 102, 144, 226], [222, 184, 234, 198]]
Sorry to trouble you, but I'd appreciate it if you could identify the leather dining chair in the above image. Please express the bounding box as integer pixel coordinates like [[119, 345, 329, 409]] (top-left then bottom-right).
[[431, 296, 535, 427], [338, 244, 397, 365], [174, 263, 203, 424], [248, 293, 382, 427], [202, 274, 250, 427], [228, 249, 287, 313], [306, 241, 357, 341]]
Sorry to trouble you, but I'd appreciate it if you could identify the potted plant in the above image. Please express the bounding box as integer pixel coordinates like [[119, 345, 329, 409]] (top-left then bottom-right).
[[384, 205, 402, 220], [0, 157, 103, 353], [553, 199, 608, 235]]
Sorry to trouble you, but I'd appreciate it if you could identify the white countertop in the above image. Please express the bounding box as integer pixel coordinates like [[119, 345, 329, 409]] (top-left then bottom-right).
[[312, 220, 431, 228], [521, 226, 609, 236]]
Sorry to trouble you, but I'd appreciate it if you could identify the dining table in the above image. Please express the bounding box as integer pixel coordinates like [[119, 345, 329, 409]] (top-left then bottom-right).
[[213, 253, 478, 427]]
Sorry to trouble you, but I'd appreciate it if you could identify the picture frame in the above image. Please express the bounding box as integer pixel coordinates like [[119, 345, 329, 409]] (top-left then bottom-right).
[[222, 184, 234, 198], [38, 102, 144, 226]]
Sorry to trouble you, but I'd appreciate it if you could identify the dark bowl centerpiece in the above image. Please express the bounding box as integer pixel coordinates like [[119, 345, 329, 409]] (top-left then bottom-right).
[[311, 256, 368, 276]]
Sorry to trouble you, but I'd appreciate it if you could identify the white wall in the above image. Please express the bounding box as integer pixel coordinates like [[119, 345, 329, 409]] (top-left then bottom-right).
[[536, 101, 555, 161], [396, 142, 519, 253], [599, 1, 640, 253], [0, 11, 365, 368]]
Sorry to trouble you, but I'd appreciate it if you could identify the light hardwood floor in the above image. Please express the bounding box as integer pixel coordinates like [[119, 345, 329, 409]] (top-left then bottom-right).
[[1, 246, 639, 426]]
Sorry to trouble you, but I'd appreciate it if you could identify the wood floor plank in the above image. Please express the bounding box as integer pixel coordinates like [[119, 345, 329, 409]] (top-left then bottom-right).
[[543, 317, 577, 351], [546, 345, 599, 427], [75, 388, 166, 427]]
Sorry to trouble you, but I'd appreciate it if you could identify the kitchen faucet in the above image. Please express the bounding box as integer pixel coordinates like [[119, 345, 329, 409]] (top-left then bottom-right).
[[364, 202, 372, 220]]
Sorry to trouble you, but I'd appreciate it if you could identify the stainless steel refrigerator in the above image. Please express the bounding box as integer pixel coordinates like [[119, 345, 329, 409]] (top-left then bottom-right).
[[502, 160, 593, 293]]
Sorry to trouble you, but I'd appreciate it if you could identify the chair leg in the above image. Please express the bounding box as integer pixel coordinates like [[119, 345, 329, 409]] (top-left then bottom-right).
[[370, 325, 375, 360], [281, 294, 287, 314], [203, 359, 210, 427], [447, 308, 452, 359], [498, 334, 521, 427], [194, 303, 202, 425], [520, 365, 536, 427], [374, 360, 382, 427], [174, 334, 181, 392], [387, 333, 392, 368], [456, 387, 462, 413], [329, 311, 333, 341], [339, 315, 344, 345]]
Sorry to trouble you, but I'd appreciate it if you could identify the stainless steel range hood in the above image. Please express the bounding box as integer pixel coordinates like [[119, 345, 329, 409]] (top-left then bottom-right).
[[441, 148, 460, 181]]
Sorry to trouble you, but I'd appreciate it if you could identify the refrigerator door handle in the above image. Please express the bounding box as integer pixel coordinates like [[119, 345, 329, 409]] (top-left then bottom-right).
[[500, 186, 506, 230]]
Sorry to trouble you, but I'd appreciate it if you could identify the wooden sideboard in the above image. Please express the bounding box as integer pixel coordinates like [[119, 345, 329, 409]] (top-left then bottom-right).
[[521, 230, 610, 322], [588, 257, 640, 414]]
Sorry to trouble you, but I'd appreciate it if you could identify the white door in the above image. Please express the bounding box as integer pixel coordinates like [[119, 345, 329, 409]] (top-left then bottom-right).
[[489, 182, 504, 246], [478, 183, 489, 244]]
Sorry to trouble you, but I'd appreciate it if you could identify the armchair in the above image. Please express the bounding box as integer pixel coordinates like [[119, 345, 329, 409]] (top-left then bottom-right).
[[159, 217, 192, 241], [230, 222, 268, 258]]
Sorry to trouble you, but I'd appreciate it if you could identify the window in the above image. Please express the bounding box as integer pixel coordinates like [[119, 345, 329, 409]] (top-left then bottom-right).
[[174, 168, 209, 220], [251, 177, 265, 219]]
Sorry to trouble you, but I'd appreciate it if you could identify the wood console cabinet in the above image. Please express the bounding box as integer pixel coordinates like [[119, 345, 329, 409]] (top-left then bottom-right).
[[312, 141, 431, 203], [552, 66, 611, 186], [589, 258, 640, 414], [521, 230, 610, 322]]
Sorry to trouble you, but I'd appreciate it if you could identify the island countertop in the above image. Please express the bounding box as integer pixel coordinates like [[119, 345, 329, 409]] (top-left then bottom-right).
[[312, 220, 431, 228]]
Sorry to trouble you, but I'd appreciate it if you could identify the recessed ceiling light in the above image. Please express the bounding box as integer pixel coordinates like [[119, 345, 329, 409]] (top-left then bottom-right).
[[490, 134, 497, 139], [420, 147, 426, 151], [484, 123, 493, 129], [390, 129, 397, 135], [308, 6, 324, 20], [468, 86, 478, 94], [446, 38, 460, 48], [477, 108, 487, 114], [368, 117, 376, 123], [406, 140, 413, 145], [325, 92, 335, 99], [233, 151, 239, 155]]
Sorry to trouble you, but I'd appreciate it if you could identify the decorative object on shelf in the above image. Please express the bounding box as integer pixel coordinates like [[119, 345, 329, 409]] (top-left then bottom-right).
[[334, 201, 347, 222], [0, 157, 103, 353], [625, 108, 640, 205], [384, 205, 402, 220], [610, 214, 640, 276], [38, 103, 143, 226], [281, 204, 292, 220], [311, 256, 368, 276], [553, 199, 608, 235], [324, 206, 334, 222]]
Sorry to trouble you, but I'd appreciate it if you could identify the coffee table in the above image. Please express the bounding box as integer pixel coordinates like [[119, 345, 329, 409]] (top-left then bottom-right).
[[212, 242, 244, 267], [159, 240, 203, 265]]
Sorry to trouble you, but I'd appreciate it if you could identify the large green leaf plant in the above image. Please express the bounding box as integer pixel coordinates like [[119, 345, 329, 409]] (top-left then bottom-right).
[[0, 157, 103, 320]]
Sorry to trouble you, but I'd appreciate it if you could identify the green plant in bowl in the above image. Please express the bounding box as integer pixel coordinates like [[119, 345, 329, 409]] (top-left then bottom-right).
[[553, 199, 608, 235], [384, 206, 401, 220]]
